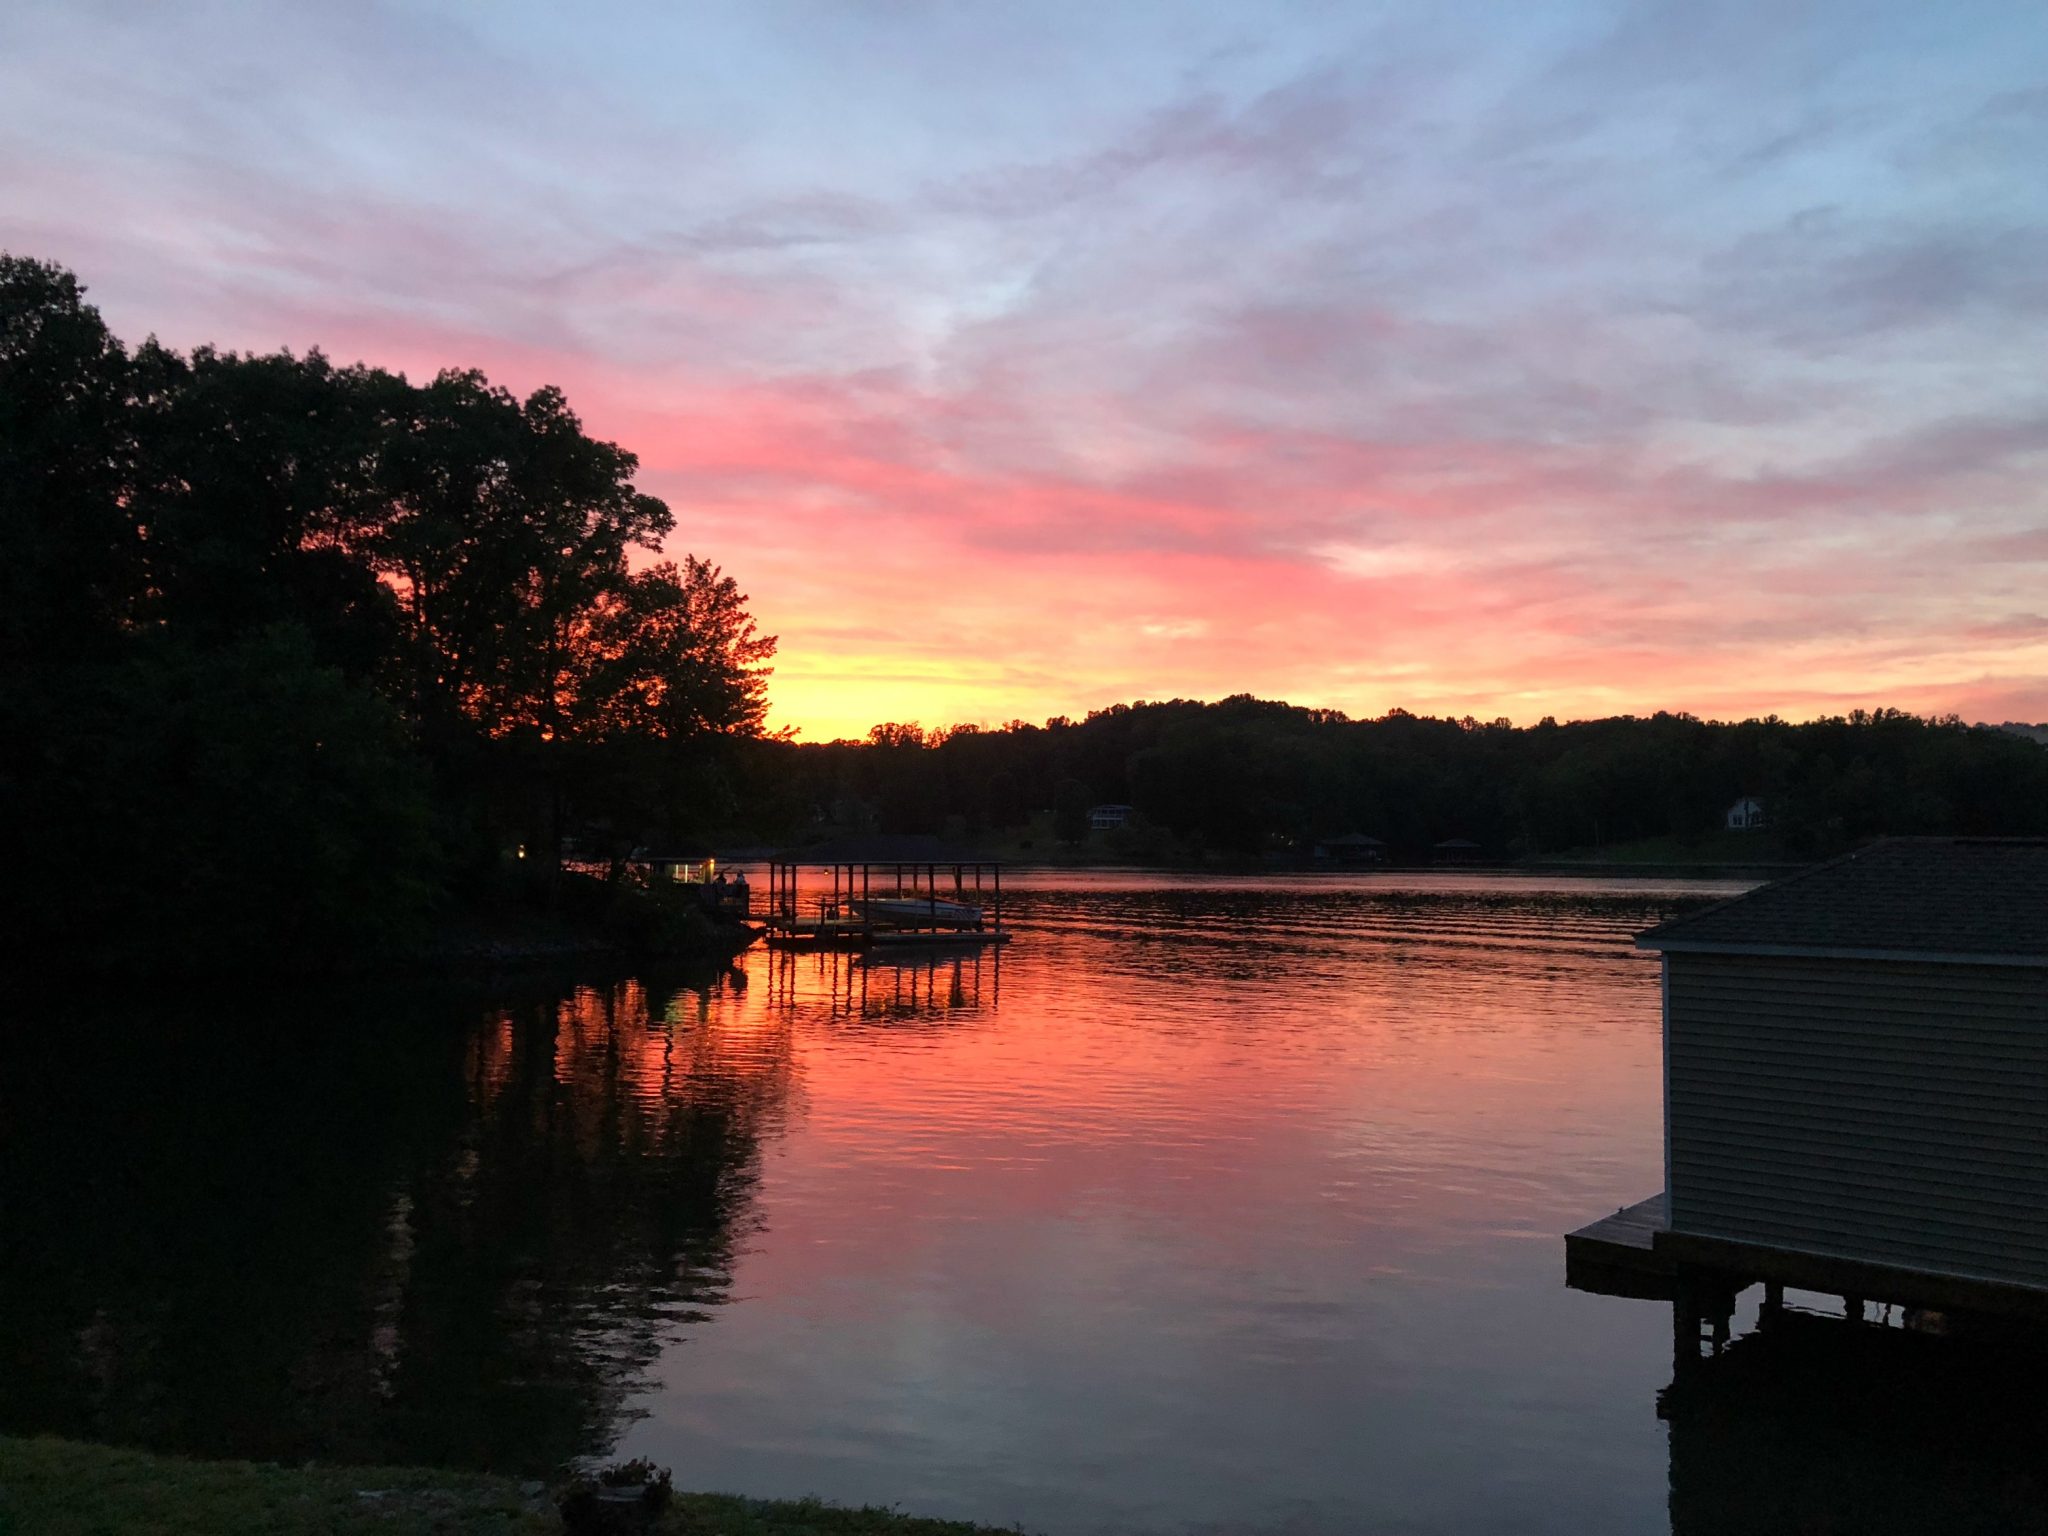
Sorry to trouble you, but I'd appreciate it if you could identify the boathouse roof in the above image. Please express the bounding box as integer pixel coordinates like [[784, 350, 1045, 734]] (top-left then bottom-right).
[[770, 834, 999, 866], [1638, 837, 2048, 965]]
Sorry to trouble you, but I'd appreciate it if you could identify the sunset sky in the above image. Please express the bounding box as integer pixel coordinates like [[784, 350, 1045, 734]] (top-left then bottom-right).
[[4, 2, 2046, 740]]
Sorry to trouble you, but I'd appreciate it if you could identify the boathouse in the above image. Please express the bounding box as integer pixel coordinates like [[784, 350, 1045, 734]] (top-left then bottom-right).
[[1570, 837, 2048, 1319]]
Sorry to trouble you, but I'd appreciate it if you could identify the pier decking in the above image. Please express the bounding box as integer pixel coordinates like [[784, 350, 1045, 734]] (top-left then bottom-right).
[[766, 917, 1012, 951], [1565, 1194, 1676, 1300], [1569, 1190, 2048, 1322]]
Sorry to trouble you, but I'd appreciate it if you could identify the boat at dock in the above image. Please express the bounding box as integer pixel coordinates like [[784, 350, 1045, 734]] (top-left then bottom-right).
[[859, 896, 985, 928]]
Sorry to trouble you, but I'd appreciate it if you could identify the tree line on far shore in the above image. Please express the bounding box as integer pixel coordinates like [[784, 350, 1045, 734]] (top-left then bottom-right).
[[1, 255, 774, 971], [727, 698, 2048, 861]]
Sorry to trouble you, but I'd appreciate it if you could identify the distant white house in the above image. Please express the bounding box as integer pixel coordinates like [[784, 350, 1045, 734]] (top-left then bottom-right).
[[1725, 796, 1767, 831], [1089, 803, 1134, 831]]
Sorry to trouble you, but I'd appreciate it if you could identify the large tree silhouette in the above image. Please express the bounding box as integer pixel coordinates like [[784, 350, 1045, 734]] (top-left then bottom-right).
[[0, 254, 776, 971]]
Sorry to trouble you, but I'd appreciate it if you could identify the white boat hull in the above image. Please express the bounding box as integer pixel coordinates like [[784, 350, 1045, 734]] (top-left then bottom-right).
[[861, 897, 986, 928]]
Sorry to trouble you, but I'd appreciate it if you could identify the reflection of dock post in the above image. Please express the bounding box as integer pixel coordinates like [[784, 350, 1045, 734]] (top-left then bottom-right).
[[1671, 1267, 1740, 1380], [1672, 1286, 1702, 1382]]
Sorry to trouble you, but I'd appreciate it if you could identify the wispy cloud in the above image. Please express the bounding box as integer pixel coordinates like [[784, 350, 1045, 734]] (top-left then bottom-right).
[[3, 0, 2045, 736]]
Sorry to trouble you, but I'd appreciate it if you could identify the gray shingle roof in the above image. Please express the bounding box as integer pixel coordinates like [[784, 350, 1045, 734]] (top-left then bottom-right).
[[1638, 838, 2048, 963]]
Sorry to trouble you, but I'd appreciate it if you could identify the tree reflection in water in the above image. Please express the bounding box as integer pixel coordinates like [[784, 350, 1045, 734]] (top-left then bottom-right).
[[0, 968, 786, 1475]]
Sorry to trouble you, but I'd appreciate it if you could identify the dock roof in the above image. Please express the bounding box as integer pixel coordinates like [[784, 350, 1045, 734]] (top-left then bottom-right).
[[1638, 837, 2048, 965], [770, 834, 999, 866]]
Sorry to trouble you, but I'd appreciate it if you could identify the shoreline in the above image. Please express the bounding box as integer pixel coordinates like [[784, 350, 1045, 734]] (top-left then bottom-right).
[[16, 903, 764, 991], [982, 855, 1794, 879], [0, 1435, 1006, 1536], [416, 919, 761, 974]]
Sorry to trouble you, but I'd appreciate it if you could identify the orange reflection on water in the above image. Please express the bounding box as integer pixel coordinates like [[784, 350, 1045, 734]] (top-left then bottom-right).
[[0, 871, 1755, 1533], [592, 874, 1726, 1535]]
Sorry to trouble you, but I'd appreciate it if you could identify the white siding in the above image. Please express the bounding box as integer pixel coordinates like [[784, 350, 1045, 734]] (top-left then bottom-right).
[[1666, 953, 2048, 1290]]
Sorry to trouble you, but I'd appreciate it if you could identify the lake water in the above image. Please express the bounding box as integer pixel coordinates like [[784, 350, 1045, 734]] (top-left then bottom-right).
[[7, 871, 2047, 1534]]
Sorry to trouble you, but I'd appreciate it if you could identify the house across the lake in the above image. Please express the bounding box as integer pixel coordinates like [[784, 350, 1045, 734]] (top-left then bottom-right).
[[1432, 837, 1484, 865], [1568, 837, 2048, 1329], [1314, 833, 1387, 865], [1089, 803, 1134, 831], [1724, 795, 1768, 830]]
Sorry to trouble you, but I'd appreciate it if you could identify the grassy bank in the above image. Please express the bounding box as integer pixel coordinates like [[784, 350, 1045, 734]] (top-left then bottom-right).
[[0, 1437, 1005, 1536]]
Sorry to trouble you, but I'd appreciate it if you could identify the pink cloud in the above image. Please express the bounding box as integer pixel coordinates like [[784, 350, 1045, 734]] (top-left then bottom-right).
[[9, 5, 2046, 740]]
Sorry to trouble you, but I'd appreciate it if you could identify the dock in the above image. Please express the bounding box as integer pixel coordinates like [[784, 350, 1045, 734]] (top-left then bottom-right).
[[1567, 1188, 2048, 1321], [1565, 1193, 1676, 1301], [763, 834, 1008, 955]]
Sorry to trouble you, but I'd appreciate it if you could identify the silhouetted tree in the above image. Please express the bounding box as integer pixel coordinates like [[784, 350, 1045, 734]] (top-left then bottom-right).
[[0, 255, 776, 972], [0, 255, 140, 665], [567, 558, 776, 743]]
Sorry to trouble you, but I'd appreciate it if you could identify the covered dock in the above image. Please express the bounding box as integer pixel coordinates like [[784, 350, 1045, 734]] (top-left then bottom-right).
[[763, 834, 1008, 952]]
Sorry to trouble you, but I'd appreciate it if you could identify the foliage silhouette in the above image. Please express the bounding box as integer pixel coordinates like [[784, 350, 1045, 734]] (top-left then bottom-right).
[[733, 697, 2048, 860], [0, 255, 775, 972]]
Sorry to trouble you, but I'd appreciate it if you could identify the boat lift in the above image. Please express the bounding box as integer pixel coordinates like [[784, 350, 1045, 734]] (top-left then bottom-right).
[[763, 834, 1007, 951]]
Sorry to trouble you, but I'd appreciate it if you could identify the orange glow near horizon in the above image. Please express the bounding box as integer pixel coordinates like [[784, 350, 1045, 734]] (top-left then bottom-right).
[[555, 357, 2047, 741], [387, 332, 2045, 743]]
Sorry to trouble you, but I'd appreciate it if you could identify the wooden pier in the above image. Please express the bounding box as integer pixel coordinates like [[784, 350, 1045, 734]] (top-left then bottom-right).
[[1568, 1188, 2048, 1323], [1565, 1194, 1676, 1301], [765, 918, 1012, 952], [763, 834, 1008, 954]]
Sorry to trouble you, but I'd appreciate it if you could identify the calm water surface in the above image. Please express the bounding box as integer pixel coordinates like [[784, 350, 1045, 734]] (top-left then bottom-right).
[[7, 872, 2044, 1533]]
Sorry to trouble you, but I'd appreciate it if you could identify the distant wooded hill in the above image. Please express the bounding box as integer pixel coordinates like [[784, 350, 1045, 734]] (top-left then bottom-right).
[[721, 699, 2048, 860]]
